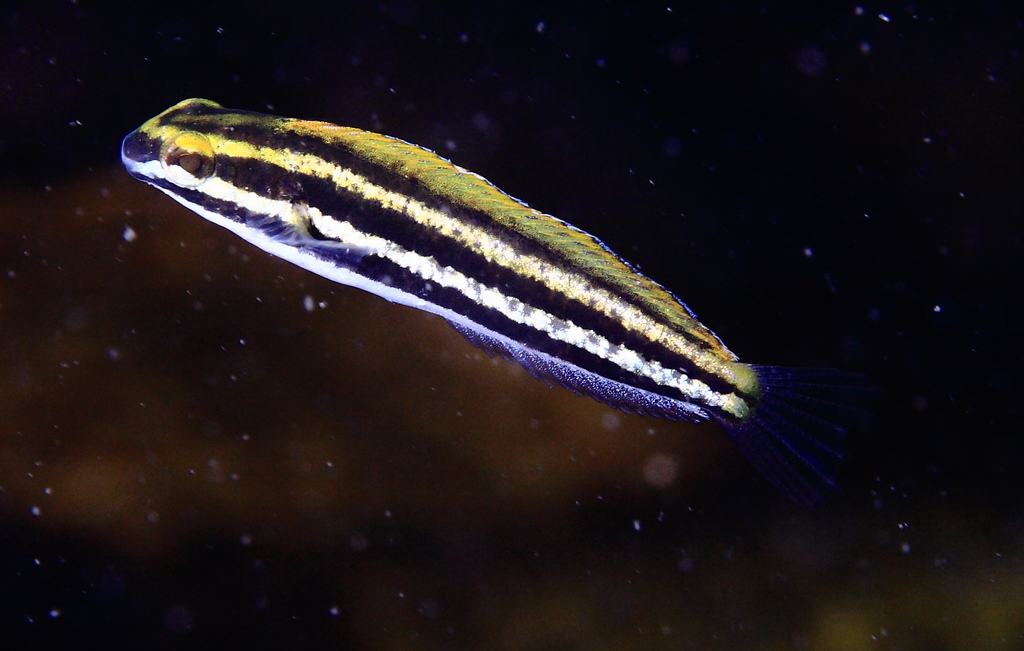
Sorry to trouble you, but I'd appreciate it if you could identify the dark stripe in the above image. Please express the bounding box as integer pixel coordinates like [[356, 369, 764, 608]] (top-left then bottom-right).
[[152, 181, 248, 223], [206, 152, 740, 395], [158, 103, 722, 352], [186, 122, 692, 323], [141, 107, 738, 395], [353, 255, 733, 416]]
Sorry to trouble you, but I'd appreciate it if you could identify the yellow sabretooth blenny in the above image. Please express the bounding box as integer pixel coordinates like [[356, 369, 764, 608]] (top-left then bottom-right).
[[122, 98, 867, 505]]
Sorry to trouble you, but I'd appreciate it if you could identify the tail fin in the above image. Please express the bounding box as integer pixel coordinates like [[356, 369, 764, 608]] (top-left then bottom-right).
[[717, 366, 873, 507]]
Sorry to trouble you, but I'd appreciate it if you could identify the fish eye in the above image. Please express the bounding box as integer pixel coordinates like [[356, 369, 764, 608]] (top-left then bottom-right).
[[173, 152, 206, 175], [161, 133, 214, 187]]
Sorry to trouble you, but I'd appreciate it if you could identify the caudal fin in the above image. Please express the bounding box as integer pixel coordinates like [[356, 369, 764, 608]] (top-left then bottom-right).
[[717, 366, 873, 507]]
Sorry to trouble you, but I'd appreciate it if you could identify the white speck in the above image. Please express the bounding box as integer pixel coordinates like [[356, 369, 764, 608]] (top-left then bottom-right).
[[933, 305, 942, 313], [643, 453, 679, 489], [49, 609, 61, 618], [600, 412, 622, 430], [329, 605, 340, 616], [536, 21, 545, 34], [854, 6, 864, 16], [803, 247, 814, 257], [901, 542, 912, 554], [30, 506, 41, 516], [303, 295, 315, 312], [43, 487, 51, 495], [122, 225, 137, 242], [633, 519, 641, 531], [878, 13, 890, 22], [922, 136, 932, 144], [860, 42, 872, 55], [471, 113, 492, 132]]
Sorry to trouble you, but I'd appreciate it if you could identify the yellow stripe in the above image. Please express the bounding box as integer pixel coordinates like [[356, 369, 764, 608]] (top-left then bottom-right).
[[291, 120, 723, 336], [146, 104, 732, 351], [187, 133, 748, 391]]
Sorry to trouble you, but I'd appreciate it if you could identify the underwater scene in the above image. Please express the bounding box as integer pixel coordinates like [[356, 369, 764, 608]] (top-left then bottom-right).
[[1, 1, 1021, 648]]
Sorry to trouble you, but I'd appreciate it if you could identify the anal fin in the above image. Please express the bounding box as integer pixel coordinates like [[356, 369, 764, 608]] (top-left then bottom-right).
[[446, 320, 708, 423]]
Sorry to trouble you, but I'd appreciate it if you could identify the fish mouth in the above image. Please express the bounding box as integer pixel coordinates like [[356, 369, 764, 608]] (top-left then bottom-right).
[[120, 129, 159, 180]]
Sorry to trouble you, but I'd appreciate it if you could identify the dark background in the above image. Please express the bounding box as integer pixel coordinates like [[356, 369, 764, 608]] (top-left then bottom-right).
[[1, 1, 1021, 648]]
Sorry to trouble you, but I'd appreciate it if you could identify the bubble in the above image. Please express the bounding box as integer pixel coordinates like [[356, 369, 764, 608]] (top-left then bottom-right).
[[600, 412, 621, 430], [642, 453, 679, 489]]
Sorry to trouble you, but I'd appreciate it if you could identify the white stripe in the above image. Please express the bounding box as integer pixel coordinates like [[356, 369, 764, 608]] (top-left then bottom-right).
[[306, 207, 725, 408], [127, 160, 730, 411], [161, 137, 729, 363]]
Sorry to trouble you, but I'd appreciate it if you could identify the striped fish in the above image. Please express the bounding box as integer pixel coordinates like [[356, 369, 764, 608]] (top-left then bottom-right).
[[121, 98, 867, 506]]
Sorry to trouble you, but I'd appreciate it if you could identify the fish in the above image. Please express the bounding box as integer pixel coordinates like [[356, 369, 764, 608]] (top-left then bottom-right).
[[121, 98, 868, 505]]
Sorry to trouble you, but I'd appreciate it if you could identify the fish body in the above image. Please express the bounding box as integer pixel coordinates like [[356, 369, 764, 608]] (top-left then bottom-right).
[[122, 99, 865, 505]]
